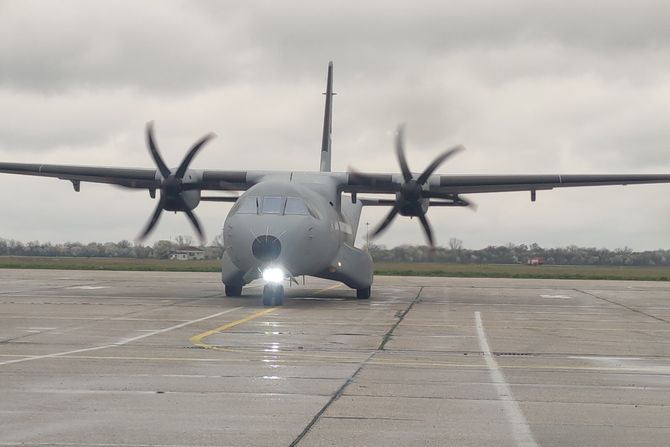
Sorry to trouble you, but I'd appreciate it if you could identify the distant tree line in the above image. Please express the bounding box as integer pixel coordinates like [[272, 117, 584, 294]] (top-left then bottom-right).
[[0, 235, 225, 260], [368, 238, 670, 266], [2, 235, 669, 266]]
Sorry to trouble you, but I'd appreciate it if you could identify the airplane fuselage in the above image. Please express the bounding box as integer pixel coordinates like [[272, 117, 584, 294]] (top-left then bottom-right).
[[221, 173, 373, 293]]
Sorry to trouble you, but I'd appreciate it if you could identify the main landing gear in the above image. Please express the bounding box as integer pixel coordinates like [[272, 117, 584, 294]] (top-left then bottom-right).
[[225, 284, 243, 297], [356, 287, 371, 299], [263, 283, 285, 306]]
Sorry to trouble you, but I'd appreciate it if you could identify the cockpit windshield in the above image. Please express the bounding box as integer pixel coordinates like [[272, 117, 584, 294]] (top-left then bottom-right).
[[233, 195, 313, 217], [284, 197, 309, 215], [235, 196, 259, 214], [262, 196, 284, 214]]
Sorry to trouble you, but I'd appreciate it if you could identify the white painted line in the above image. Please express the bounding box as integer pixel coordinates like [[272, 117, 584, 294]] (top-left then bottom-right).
[[67, 286, 110, 290], [540, 294, 572, 299], [475, 311, 537, 447], [0, 307, 243, 367]]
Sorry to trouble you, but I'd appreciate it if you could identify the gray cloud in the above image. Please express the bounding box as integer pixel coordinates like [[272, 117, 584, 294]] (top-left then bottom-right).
[[1, 0, 670, 249]]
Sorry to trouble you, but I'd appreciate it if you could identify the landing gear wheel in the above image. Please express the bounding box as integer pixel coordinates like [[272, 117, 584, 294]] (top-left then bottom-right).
[[356, 287, 371, 299], [225, 284, 243, 297], [262, 284, 285, 306]]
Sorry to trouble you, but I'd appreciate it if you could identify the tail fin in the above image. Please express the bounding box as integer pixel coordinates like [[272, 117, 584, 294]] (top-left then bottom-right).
[[320, 61, 334, 172]]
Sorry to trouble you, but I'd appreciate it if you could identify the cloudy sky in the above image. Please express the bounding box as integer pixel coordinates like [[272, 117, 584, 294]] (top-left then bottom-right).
[[1, 0, 670, 249]]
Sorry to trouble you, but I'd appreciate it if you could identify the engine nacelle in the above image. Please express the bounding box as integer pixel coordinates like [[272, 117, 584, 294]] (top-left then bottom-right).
[[163, 189, 201, 211]]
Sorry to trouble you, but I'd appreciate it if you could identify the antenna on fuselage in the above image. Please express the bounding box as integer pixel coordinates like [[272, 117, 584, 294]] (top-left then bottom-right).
[[320, 61, 335, 172]]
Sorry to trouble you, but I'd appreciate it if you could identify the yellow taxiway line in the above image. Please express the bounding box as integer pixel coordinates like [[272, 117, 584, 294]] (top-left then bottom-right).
[[190, 308, 276, 350], [314, 284, 341, 294], [189, 283, 339, 351]]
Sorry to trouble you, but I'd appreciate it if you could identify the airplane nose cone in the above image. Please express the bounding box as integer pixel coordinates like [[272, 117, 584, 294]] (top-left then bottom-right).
[[252, 235, 281, 262]]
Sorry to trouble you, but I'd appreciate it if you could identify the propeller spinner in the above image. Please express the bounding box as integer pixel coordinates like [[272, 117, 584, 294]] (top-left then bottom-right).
[[138, 122, 215, 244]]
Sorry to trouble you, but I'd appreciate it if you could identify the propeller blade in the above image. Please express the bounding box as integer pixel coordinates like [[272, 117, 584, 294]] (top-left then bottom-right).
[[417, 212, 435, 247], [178, 197, 206, 244], [146, 122, 171, 178], [175, 133, 216, 179], [395, 125, 413, 182], [416, 145, 465, 185], [372, 205, 400, 237], [138, 195, 166, 242]]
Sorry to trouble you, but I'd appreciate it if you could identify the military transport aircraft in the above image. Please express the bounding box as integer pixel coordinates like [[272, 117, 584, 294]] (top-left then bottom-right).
[[2, 62, 670, 306]]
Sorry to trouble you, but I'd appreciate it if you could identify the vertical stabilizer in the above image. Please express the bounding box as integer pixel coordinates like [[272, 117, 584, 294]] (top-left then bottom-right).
[[320, 61, 334, 172]]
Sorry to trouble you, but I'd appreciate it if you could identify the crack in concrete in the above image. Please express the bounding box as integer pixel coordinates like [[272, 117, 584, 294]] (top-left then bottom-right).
[[576, 289, 669, 324], [289, 287, 424, 446]]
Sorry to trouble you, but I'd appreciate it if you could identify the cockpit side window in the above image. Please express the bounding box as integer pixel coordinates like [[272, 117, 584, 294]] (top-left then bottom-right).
[[235, 196, 259, 214], [284, 197, 309, 215], [262, 196, 284, 214]]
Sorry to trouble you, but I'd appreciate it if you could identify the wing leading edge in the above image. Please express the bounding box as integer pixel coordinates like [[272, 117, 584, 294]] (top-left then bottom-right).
[[4, 162, 669, 195], [436, 174, 670, 194], [345, 172, 670, 195], [0, 162, 252, 192]]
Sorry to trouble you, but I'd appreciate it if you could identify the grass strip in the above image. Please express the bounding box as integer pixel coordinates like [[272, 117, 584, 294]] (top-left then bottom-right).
[[1, 257, 669, 281]]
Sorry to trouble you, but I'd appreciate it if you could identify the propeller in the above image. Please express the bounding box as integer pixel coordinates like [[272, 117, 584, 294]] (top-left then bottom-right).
[[352, 126, 472, 247], [137, 122, 215, 244]]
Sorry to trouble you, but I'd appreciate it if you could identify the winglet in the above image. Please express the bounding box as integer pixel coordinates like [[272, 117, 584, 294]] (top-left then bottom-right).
[[320, 61, 334, 172]]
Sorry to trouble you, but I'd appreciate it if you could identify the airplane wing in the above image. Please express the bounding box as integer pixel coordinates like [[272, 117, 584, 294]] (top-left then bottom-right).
[[346, 173, 670, 195], [344, 127, 670, 227], [346, 171, 670, 247], [0, 163, 252, 192], [434, 174, 670, 194]]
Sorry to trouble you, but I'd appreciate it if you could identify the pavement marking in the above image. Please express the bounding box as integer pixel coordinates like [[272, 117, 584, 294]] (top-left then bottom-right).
[[190, 308, 276, 349], [0, 307, 243, 367], [540, 294, 572, 299], [475, 311, 538, 447], [314, 284, 342, 294], [67, 286, 110, 290]]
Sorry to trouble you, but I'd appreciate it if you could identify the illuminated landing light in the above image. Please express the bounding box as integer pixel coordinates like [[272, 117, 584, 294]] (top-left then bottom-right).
[[262, 267, 284, 283]]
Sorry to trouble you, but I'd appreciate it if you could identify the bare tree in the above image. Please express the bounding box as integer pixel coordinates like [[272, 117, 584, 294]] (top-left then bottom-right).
[[174, 235, 194, 248], [448, 237, 463, 251], [211, 233, 225, 250]]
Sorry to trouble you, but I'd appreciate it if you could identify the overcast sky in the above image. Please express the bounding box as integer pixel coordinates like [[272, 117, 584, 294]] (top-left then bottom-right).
[[1, 0, 670, 249]]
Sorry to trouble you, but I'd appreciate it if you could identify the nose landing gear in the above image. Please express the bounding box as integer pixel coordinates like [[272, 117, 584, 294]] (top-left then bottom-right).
[[262, 284, 285, 306]]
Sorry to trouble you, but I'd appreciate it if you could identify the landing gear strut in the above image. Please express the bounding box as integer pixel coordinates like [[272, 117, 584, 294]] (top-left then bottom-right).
[[262, 284, 284, 306]]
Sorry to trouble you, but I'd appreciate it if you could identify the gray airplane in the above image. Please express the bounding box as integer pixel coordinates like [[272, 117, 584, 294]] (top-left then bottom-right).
[[2, 62, 670, 306]]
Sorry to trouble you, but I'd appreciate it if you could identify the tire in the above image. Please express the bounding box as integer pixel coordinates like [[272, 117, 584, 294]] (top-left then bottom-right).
[[263, 284, 285, 306], [274, 285, 285, 306], [356, 287, 371, 299], [262, 285, 273, 306], [225, 284, 243, 297]]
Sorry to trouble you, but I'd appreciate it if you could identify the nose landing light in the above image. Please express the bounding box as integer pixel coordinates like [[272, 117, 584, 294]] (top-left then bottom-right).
[[252, 235, 281, 261], [262, 267, 284, 283]]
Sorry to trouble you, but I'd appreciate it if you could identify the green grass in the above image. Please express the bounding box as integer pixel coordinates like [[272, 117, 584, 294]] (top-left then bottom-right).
[[0, 256, 221, 272], [374, 262, 670, 281], [1, 256, 669, 281]]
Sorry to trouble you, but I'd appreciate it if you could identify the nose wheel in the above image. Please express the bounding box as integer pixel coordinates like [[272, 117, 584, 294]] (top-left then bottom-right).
[[262, 284, 285, 306]]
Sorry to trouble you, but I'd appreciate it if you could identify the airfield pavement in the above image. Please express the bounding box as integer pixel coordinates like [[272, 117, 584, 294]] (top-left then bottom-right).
[[0, 270, 668, 447]]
